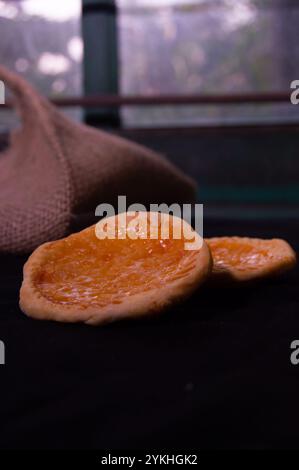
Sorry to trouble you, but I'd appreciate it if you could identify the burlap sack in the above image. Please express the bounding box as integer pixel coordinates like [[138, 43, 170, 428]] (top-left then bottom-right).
[[0, 66, 196, 254]]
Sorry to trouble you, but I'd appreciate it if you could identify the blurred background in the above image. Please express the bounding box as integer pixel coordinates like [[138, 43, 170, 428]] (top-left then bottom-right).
[[0, 0, 299, 219]]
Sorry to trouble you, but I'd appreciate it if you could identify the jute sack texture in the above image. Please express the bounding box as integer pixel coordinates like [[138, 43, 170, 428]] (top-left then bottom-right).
[[0, 66, 196, 253]]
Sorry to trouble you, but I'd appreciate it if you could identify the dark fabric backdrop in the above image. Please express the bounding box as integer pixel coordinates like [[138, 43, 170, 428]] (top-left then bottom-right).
[[0, 218, 298, 449]]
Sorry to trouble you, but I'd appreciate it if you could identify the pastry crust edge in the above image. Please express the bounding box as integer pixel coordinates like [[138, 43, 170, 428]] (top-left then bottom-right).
[[20, 216, 212, 326], [206, 236, 296, 283]]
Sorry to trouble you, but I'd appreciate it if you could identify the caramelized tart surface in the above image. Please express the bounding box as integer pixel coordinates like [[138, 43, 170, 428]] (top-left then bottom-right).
[[206, 236, 296, 282], [20, 212, 211, 324]]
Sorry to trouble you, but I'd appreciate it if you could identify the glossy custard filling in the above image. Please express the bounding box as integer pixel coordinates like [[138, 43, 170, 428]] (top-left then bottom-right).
[[208, 238, 274, 271], [33, 218, 198, 308]]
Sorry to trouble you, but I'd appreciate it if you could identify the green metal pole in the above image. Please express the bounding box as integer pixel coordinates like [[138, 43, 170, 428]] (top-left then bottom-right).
[[82, 0, 120, 127]]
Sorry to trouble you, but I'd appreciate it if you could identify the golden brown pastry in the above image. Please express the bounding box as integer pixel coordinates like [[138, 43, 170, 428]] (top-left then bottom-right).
[[20, 212, 212, 325], [206, 237, 296, 283]]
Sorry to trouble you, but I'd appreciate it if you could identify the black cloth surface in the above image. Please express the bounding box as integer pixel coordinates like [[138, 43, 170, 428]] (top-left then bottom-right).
[[0, 218, 298, 450]]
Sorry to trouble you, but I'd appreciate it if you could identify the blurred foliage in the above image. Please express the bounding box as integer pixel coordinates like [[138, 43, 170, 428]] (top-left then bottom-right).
[[1, 0, 299, 128], [0, 0, 82, 130], [118, 0, 299, 126]]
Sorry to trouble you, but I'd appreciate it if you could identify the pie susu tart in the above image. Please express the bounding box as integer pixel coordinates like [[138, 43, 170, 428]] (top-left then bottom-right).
[[206, 237, 296, 283], [20, 212, 212, 325]]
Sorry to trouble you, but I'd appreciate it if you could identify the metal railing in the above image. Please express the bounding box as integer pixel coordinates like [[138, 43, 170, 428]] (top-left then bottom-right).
[[0, 92, 292, 108]]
